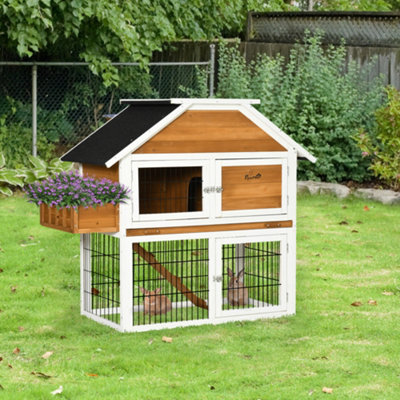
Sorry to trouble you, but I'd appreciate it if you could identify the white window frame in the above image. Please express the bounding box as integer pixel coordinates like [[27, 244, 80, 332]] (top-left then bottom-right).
[[215, 158, 288, 218], [131, 159, 210, 222]]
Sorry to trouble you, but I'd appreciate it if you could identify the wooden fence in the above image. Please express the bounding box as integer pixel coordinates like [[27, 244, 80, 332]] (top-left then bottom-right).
[[154, 40, 400, 90]]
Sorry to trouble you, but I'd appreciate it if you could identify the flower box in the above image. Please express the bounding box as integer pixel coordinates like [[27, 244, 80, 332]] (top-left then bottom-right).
[[40, 203, 119, 234]]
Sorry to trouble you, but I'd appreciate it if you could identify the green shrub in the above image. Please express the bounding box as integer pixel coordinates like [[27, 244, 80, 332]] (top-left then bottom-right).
[[0, 152, 24, 196], [216, 34, 386, 182], [356, 86, 400, 190], [0, 122, 54, 169], [0, 150, 74, 197], [2, 96, 74, 144]]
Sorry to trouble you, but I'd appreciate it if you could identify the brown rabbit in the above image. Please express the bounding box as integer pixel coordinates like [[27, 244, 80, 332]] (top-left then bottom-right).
[[227, 268, 249, 307], [139, 287, 172, 316]]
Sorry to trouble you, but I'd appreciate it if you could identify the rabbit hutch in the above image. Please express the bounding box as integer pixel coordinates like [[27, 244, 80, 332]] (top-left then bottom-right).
[[46, 98, 316, 332]]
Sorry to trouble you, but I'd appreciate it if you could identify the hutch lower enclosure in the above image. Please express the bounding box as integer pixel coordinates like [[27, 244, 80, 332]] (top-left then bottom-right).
[[49, 98, 316, 332]]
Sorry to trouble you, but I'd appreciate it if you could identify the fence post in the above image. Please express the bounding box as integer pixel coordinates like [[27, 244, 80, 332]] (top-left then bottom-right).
[[32, 64, 37, 157], [209, 44, 216, 97]]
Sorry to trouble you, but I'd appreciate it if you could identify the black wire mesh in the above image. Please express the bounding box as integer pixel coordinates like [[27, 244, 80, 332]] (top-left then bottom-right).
[[0, 65, 36, 166], [133, 239, 209, 326], [139, 166, 203, 214], [222, 241, 281, 311], [83, 233, 120, 324], [0, 63, 209, 163]]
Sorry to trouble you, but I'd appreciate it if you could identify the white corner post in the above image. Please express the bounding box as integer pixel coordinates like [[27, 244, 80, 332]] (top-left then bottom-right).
[[32, 64, 38, 157], [287, 149, 298, 315], [119, 237, 133, 331], [80, 233, 91, 314]]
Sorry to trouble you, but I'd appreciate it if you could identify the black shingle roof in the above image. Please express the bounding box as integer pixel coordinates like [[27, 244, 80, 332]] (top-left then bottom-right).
[[61, 101, 179, 166]]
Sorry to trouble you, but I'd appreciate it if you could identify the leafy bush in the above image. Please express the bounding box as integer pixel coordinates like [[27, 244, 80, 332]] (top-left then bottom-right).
[[20, 155, 74, 184], [25, 171, 130, 209], [356, 86, 400, 190], [0, 121, 54, 169], [0, 152, 24, 196], [1, 96, 74, 145], [0, 151, 73, 197], [178, 66, 209, 98], [216, 34, 386, 182]]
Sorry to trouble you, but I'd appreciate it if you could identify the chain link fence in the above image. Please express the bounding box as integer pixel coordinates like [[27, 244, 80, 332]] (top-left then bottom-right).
[[0, 50, 215, 166]]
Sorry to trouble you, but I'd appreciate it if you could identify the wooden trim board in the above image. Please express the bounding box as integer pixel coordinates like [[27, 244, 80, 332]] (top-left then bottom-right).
[[126, 220, 292, 236]]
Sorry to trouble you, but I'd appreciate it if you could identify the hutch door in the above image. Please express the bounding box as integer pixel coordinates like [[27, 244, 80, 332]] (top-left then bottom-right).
[[215, 159, 288, 218], [214, 234, 288, 318]]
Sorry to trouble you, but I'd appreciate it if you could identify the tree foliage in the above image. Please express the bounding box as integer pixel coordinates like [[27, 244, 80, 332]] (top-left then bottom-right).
[[0, 0, 291, 86]]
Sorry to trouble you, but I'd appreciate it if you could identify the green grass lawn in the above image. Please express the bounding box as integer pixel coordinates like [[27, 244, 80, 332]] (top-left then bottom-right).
[[0, 194, 399, 399]]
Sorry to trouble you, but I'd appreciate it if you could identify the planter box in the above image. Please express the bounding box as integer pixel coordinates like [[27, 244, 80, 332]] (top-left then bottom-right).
[[40, 203, 119, 234]]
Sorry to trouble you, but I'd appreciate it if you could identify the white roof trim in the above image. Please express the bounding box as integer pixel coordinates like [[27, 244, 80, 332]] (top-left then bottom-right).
[[241, 104, 317, 163], [105, 100, 316, 167], [171, 98, 261, 105], [105, 103, 190, 168]]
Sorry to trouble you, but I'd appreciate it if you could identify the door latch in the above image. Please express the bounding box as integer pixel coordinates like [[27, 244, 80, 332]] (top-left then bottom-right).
[[213, 275, 223, 282]]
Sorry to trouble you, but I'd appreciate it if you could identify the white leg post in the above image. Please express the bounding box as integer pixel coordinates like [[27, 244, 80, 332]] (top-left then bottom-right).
[[119, 237, 133, 331], [287, 149, 297, 315], [80, 234, 91, 314], [287, 229, 296, 315]]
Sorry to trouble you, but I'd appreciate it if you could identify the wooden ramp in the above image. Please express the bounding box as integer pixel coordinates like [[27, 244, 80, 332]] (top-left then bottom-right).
[[132, 243, 208, 310]]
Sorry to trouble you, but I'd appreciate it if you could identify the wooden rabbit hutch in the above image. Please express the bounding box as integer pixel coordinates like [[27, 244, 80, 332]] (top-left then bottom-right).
[[56, 98, 315, 332]]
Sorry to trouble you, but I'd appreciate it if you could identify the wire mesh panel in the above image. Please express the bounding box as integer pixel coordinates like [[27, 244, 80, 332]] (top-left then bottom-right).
[[139, 167, 203, 214], [0, 62, 210, 163], [83, 233, 120, 323], [132, 239, 209, 326], [221, 240, 281, 311]]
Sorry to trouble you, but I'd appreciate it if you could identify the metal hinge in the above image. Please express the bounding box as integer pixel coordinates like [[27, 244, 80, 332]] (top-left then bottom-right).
[[287, 243, 289, 253], [204, 186, 223, 194], [286, 292, 289, 303], [213, 275, 223, 282]]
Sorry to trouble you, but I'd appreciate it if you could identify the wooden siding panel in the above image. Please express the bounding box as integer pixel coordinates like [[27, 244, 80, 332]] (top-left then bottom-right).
[[221, 165, 282, 211], [82, 163, 119, 181], [134, 110, 286, 154]]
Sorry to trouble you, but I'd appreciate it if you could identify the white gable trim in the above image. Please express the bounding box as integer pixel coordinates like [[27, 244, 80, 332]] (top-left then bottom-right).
[[105, 103, 190, 168], [241, 104, 317, 163], [105, 99, 316, 167]]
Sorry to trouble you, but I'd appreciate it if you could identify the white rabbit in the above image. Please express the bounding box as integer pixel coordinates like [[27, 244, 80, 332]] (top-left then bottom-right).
[[139, 287, 172, 316], [227, 267, 249, 307]]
